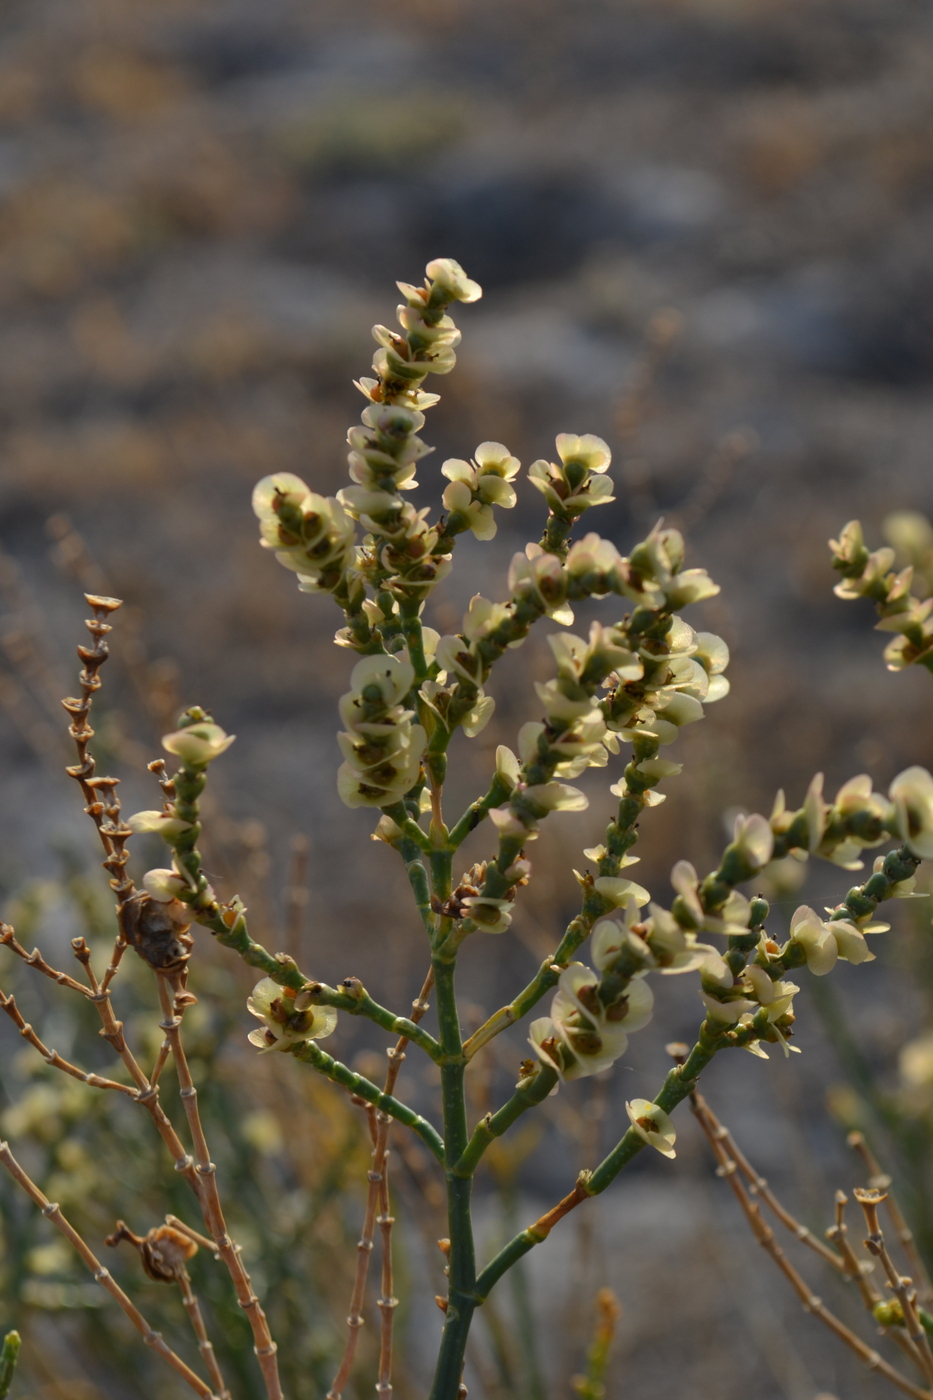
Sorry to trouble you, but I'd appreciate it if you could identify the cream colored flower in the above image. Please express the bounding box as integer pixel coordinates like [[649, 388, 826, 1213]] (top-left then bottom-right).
[[253, 474, 355, 590], [337, 654, 426, 808], [529, 961, 645, 1081], [127, 809, 192, 839], [889, 766, 933, 859], [247, 978, 337, 1053], [732, 813, 774, 871], [460, 896, 513, 935], [789, 905, 838, 975], [163, 722, 235, 768], [828, 919, 875, 965], [509, 546, 574, 625], [626, 1099, 676, 1159], [143, 868, 190, 902], [528, 435, 615, 517], [424, 257, 483, 303], [593, 876, 651, 908]]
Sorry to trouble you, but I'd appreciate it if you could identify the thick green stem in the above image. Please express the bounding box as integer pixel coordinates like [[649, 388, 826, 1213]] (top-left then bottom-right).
[[292, 1041, 444, 1163], [429, 930, 477, 1400]]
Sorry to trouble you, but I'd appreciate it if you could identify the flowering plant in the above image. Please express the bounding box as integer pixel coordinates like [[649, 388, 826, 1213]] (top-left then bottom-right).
[[3, 258, 933, 1400]]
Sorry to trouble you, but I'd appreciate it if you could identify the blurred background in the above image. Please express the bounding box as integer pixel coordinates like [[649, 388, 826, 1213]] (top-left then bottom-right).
[[2, 0, 933, 1397]]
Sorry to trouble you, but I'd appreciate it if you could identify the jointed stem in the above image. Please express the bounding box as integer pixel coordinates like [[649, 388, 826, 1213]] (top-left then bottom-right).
[[328, 969, 434, 1400], [429, 910, 477, 1400], [294, 1040, 445, 1163], [155, 977, 284, 1400], [453, 1066, 559, 1177], [691, 1094, 933, 1400], [0, 1142, 220, 1399]]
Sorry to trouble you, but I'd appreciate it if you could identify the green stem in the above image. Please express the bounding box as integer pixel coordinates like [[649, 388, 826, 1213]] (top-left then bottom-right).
[[400, 600, 429, 681], [383, 803, 433, 854], [310, 984, 442, 1062], [448, 774, 513, 850], [292, 1041, 444, 1163], [453, 1066, 558, 1177], [429, 935, 477, 1400], [475, 1024, 727, 1300], [396, 838, 435, 936], [0, 1332, 20, 1400]]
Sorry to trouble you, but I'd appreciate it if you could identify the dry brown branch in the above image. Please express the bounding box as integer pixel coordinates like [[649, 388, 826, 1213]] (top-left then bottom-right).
[[106, 1221, 231, 1400], [155, 975, 283, 1400], [849, 1133, 933, 1305], [0, 986, 136, 1095], [0, 923, 93, 997], [328, 969, 434, 1400], [828, 1190, 883, 1307], [165, 1215, 221, 1257], [0, 1142, 219, 1399], [855, 1190, 933, 1388], [697, 1095, 846, 1274], [691, 1093, 932, 1400]]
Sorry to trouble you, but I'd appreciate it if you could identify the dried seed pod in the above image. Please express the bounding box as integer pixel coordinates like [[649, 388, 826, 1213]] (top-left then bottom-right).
[[118, 891, 193, 973], [106, 1221, 198, 1282], [141, 1225, 199, 1282]]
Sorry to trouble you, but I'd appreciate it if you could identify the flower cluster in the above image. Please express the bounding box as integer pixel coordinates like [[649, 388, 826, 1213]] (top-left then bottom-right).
[[529, 959, 653, 1081], [247, 978, 337, 1053], [519, 623, 643, 780], [253, 472, 357, 596], [128, 717, 235, 904], [529, 434, 615, 541], [440, 442, 521, 541], [337, 654, 426, 809], [787, 905, 875, 975], [700, 949, 801, 1058], [830, 518, 933, 672], [767, 767, 933, 871], [360, 257, 481, 411], [604, 614, 729, 755]]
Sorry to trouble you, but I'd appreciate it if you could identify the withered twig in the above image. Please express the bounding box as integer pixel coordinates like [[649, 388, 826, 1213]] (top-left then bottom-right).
[[1, 923, 92, 997], [698, 1095, 846, 1274], [828, 1190, 928, 1372], [61, 596, 138, 995], [828, 1189, 883, 1307], [328, 969, 434, 1400], [106, 1221, 231, 1400], [0, 1143, 219, 1399], [691, 1094, 931, 1400], [856, 1189, 933, 1387], [165, 1214, 220, 1258], [155, 976, 283, 1400], [849, 1133, 933, 1305], [0, 986, 135, 1096]]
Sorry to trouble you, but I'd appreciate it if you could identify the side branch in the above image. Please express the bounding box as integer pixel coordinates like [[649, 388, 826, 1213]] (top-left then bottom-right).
[[177, 896, 443, 1060], [690, 1097, 932, 1400], [475, 1024, 726, 1299], [0, 1142, 220, 1400], [293, 1040, 445, 1163], [453, 1065, 559, 1177], [0, 987, 137, 1096]]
